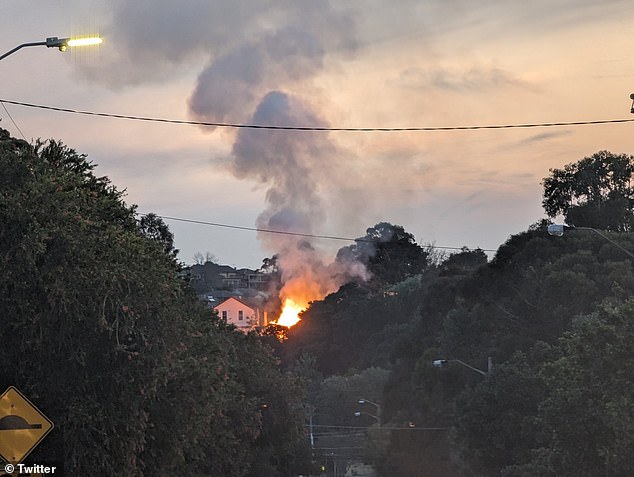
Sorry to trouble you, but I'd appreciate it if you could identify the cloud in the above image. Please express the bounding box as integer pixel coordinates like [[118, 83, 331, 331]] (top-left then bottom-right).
[[396, 64, 529, 93], [518, 130, 574, 145], [500, 130, 575, 151]]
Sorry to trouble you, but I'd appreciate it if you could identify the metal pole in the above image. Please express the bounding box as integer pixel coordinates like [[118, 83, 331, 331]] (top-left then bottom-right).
[[358, 398, 381, 428], [309, 414, 314, 448], [452, 359, 488, 376], [0, 41, 47, 61], [576, 227, 634, 260]]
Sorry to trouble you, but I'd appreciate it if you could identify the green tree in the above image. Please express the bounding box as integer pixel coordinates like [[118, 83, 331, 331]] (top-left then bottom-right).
[[0, 129, 307, 476], [542, 151, 634, 231], [529, 302, 634, 477], [138, 212, 178, 256], [439, 247, 487, 276], [0, 134, 172, 473], [337, 222, 429, 285], [454, 353, 545, 475]]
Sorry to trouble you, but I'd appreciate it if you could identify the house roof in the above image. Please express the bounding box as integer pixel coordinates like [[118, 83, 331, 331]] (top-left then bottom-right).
[[214, 296, 254, 310]]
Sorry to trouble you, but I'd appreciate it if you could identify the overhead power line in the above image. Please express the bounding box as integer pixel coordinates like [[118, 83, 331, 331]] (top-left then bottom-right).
[[141, 213, 496, 252], [310, 424, 449, 431], [156, 214, 367, 242], [1, 101, 27, 141], [2, 98, 634, 132]]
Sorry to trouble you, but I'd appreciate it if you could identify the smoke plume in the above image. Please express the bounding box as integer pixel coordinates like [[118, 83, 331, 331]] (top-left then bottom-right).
[[78, 1, 370, 312], [181, 2, 368, 312]]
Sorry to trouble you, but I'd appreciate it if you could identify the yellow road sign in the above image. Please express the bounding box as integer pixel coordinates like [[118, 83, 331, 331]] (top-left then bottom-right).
[[0, 387, 53, 464]]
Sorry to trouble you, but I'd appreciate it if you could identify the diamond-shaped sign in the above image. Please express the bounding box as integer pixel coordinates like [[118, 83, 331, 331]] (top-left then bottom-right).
[[0, 387, 53, 464]]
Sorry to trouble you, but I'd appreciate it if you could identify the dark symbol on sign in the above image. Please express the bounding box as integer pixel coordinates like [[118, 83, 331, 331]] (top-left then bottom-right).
[[0, 415, 43, 430]]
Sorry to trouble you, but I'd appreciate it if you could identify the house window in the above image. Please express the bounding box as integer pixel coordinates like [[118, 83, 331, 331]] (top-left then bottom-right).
[[222, 310, 227, 320], [238, 310, 244, 321]]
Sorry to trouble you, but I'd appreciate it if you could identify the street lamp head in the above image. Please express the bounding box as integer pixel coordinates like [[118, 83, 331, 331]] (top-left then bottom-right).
[[46, 37, 68, 51], [1, 35, 102, 62], [46, 36, 102, 52], [67, 37, 103, 48], [547, 224, 565, 237]]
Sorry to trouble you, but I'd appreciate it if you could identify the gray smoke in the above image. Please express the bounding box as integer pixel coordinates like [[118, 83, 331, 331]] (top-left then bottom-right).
[[225, 91, 368, 309], [182, 2, 367, 309], [77, 1, 370, 308], [233, 92, 329, 235]]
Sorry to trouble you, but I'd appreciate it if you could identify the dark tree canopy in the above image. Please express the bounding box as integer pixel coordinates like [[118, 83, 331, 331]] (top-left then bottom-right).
[[336, 222, 429, 285], [138, 212, 178, 256], [542, 151, 634, 231], [0, 129, 309, 477]]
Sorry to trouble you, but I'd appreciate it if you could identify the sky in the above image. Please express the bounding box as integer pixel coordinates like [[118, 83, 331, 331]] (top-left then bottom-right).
[[2, 1, 634, 270]]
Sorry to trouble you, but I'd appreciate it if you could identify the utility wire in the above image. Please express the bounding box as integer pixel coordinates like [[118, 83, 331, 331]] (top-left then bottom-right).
[[1, 101, 27, 141], [310, 424, 449, 431], [142, 213, 497, 252], [0, 97, 500, 252], [2, 98, 634, 132], [156, 214, 368, 242]]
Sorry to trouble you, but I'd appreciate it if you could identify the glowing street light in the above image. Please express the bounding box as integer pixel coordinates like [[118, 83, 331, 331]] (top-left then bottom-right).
[[0, 36, 102, 61], [65, 37, 103, 48]]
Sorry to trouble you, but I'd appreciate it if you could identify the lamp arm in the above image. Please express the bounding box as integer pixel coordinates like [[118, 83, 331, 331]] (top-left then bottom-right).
[[452, 359, 488, 376], [576, 227, 634, 260], [0, 41, 47, 61]]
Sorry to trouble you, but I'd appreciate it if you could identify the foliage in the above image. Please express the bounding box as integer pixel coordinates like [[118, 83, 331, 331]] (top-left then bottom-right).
[[285, 190, 634, 475], [138, 212, 178, 256], [13, 134, 633, 476], [314, 368, 391, 472], [337, 222, 430, 286], [542, 150, 634, 231], [0, 129, 307, 476], [454, 353, 545, 474], [527, 302, 634, 476]]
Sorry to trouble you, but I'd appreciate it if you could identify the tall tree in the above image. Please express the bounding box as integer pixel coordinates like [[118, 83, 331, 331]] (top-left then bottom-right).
[[528, 302, 634, 477], [337, 222, 429, 285], [542, 151, 634, 231], [138, 212, 178, 256], [0, 129, 307, 476]]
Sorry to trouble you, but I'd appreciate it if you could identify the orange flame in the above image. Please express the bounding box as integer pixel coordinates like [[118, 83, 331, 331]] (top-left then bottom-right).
[[276, 298, 304, 327]]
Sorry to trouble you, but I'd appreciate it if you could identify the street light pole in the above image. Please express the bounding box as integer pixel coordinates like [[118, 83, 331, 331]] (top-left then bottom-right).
[[354, 411, 380, 426], [432, 357, 492, 376], [1, 36, 102, 61], [547, 224, 634, 260], [357, 398, 381, 428]]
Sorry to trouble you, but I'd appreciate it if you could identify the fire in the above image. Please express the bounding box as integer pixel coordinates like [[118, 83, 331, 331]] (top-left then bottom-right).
[[276, 298, 305, 328]]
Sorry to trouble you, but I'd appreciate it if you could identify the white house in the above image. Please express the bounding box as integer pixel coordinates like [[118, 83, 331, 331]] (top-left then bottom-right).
[[213, 297, 267, 332]]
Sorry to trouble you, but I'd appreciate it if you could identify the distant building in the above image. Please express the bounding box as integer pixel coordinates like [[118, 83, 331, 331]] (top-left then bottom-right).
[[188, 262, 271, 295], [213, 296, 269, 332]]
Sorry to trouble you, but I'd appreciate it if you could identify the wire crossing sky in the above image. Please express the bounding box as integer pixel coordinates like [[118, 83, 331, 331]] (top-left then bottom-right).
[[2, 98, 634, 132], [2, 1, 633, 268], [141, 213, 497, 251]]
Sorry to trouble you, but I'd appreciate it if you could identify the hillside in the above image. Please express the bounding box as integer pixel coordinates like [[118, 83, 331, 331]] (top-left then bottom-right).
[[278, 156, 634, 476]]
